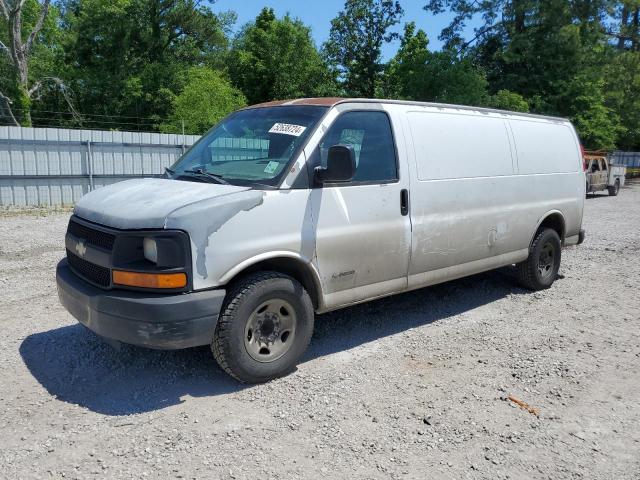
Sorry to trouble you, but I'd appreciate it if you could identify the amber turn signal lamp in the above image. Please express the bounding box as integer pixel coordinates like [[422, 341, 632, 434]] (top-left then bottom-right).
[[112, 270, 187, 289]]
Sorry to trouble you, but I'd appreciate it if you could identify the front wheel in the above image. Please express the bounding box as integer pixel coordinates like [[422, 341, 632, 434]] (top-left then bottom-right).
[[608, 178, 620, 196], [516, 228, 561, 291], [212, 272, 314, 383]]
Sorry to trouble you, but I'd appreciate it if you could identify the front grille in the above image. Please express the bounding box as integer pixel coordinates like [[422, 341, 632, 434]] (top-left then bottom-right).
[[66, 249, 111, 287], [67, 219, 116, 251]]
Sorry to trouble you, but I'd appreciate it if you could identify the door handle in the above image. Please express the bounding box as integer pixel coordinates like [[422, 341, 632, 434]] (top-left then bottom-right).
[[400, 189, 409, 216]]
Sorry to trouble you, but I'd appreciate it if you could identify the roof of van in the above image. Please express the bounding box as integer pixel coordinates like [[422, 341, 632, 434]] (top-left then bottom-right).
[[247, 97, 570, 123]]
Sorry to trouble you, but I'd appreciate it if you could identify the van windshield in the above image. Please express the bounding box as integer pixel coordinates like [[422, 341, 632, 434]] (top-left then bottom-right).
[[169, 106, 327, 187]]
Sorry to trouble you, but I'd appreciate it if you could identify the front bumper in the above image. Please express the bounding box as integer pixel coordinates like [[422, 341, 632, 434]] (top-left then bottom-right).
[[56, 259, 225, 349]]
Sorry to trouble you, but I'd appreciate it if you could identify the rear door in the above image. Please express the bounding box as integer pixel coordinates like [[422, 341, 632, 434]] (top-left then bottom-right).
[[310, 109, 412, 309]]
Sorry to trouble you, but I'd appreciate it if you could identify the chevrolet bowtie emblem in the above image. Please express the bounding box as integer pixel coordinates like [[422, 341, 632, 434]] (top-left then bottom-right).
[[75, 239, 87, 258]]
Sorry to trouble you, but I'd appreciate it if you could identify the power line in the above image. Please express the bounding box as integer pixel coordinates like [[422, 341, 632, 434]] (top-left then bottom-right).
[[6, 107, 169, 122], [20, 118, 162, 127], [0, 107, 194, 132], [0, 119, 183, 132], [1, 115, 168, 127]]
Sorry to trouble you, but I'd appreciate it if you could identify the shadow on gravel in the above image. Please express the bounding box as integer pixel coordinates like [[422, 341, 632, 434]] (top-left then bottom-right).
[[308, 268, 525, 359], [20, 326, 244, 416], [20, 268, 528, 416]]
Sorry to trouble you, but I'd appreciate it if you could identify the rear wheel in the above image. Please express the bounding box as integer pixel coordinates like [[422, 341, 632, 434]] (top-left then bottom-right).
[[608, 178, 620, 196], [516, 228, 561, 291], [212, 272, 314, 383]]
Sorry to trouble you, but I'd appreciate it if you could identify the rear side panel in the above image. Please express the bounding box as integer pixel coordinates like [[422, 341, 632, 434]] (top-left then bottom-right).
[[405, 105, 584, 289], [406, 107, 528, 288], [508, 118, 584, 241]]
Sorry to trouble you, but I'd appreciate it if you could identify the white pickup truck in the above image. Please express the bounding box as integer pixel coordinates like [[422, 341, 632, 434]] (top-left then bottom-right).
[[585, 152, 626, 196]]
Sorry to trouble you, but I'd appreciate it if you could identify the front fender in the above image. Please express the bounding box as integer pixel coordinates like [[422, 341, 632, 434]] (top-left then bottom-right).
[[218, 251, 325, 311]]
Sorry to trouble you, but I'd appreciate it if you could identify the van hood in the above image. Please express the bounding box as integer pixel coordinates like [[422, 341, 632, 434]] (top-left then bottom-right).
[[74, 178, 257, 229]]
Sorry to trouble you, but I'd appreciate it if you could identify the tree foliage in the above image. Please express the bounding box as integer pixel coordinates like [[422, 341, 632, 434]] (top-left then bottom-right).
[[425, 0, 635, 149], [54, 0, 232, 130], [490, 89, 529, 112], [228, 8, 336, 105], [160, 66, 245, 134], [0, 0, 73, 126], [605, 50, 640, 149], [0, 0, 639, 149], [385, 22, 489, 105], [324, 0, 403, 97]]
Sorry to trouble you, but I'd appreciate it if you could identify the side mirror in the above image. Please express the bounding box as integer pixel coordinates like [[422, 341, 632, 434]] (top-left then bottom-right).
[[315, 144, 356, 183]]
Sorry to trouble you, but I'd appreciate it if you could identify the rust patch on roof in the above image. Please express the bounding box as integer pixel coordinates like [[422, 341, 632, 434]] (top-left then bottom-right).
[[242, 97, 569, 122], [246, 97, 348, 109]]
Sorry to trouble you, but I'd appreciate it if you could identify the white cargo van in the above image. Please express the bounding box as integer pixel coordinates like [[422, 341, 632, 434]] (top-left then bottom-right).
[[57, 98, 586, 383]]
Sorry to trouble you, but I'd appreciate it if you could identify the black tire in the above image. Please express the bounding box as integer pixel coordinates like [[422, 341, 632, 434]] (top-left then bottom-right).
[[212, 271, 314, 383], [516, 228, 561, 291], [607, 179, 620, 196]]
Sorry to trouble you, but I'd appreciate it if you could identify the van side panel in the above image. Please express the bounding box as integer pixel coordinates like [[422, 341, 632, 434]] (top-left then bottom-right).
[[406, 109, 526, 285], [508, 118, 584, 242], [411, 112, 515, 181], [406, 107, 583, 290], [509, 119, 582, 174]]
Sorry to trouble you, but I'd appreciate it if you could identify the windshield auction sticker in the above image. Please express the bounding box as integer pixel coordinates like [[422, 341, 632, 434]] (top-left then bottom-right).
[[264, 161, 279, 174], [268, 123, 307, 136]]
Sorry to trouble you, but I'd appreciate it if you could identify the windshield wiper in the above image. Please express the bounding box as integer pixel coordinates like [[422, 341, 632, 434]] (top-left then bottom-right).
[[182, 168, 229, 185], [164, 167, 175, 177], [249, 182, 277, 190]]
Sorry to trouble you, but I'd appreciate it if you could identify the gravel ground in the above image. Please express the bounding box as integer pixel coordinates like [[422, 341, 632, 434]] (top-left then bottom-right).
[[1, 182, 639, 480]]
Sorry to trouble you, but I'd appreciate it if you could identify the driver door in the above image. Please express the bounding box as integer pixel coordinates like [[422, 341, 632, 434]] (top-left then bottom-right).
[[310, 110, 412, 310]]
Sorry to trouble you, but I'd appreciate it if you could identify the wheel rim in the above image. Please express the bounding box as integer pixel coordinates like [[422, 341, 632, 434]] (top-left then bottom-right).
[[244, 298, 297, 363], [537, 242, 556, 279]]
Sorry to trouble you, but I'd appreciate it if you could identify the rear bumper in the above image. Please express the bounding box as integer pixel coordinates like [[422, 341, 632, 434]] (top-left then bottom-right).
[[56, 259, 225, 349]]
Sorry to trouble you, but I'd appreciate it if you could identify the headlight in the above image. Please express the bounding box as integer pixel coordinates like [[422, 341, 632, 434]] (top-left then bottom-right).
[[143, 237, 158, 264], [111, 231, 190, 291]]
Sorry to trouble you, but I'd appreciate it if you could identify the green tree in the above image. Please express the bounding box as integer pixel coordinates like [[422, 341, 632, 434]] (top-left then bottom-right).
[[160, 66, 245, 134], [0, 0, 73, 126], [228, 8, 336, 105], [490, 89, 529, 112], [324, 0, 403, 97], [383, 22, 429, 98], [425, 0, 624, 149], [568, 72, 622, 149], [605, 51, 640, 149], [612, 1, 640, 50], [385, 22, 489, 105], [56, 0, 232, 130]]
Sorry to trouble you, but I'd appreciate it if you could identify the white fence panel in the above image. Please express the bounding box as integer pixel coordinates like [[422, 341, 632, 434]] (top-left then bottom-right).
[[0, 126, 200, 206]]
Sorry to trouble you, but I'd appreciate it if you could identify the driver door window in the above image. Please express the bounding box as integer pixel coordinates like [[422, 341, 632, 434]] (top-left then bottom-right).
[[319, 111, 398, 184]]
